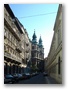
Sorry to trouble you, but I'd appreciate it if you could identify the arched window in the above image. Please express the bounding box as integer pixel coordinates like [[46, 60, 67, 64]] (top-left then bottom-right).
[[58, 57, 61, 74]]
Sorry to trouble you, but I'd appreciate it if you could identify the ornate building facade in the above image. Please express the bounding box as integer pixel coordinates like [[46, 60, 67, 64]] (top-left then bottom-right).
[[31, 31, 44, 72], [4, 4, 31, 75], [46, 4, 62, 83]]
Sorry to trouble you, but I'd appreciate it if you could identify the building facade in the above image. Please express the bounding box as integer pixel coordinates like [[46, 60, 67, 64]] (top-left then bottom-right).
[[44, 57, 48, 72], [4, 4, 23, 75], [4, 4, 31, 75], [31, 31, 44, 72], [22, 28, 31, 73], [46, 4, 62, 83]]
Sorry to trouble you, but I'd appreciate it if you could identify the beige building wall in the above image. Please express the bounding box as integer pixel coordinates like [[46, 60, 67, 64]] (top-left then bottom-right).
[[21, 28, 31, 67], [46, 4, 62, 83]]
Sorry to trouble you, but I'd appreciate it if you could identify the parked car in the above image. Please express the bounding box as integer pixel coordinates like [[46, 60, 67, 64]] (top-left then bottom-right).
[[4, 74, 15, 84], [35, 72, 39, 75], [31, 72, 39, 76], [30, 73, 34, 77], [22, 73, 31, 79], [4, 78, 12, 84], [43, 72, 48, 76], [13, 73, 19, 82], [17, 74, 23, 80], [22, 73, 27, 79]]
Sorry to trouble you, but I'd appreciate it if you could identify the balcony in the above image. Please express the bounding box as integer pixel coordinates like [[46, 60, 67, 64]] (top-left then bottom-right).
[[4, 9, 21, 41], [4, 51, 11, 58], [16, 44, 22, 53], [4, 51, 22, 63], [26, 43, 29, 46]]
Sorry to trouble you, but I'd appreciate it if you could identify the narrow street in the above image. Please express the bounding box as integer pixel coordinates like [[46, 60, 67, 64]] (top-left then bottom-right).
[[4, 4, 62, 85], [16, 73, 58, 84]]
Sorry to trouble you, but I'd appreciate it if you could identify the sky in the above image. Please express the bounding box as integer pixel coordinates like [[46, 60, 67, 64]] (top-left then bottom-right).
[[9, 4, 59, 58]]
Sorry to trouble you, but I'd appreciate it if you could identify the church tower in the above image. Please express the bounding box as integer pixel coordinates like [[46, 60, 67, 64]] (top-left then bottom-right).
[[38, 36, 43, 47], [38, 36, 44, 58], [31, 31, 38, 71], [31, 31, 44, 72], [32, 30, 37, 44], [37, 36, 44, 72]]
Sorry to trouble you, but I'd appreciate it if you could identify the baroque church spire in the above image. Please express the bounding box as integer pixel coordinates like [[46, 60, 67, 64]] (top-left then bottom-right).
[[38, 35, 43, 47], [32, 30, 37, 44]]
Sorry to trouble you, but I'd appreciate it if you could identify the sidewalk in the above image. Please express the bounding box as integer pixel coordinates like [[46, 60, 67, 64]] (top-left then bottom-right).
[[44, 76, 59, 84]]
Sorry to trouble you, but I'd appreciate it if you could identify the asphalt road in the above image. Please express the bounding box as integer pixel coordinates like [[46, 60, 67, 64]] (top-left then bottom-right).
[[15, 73, 59, 84]]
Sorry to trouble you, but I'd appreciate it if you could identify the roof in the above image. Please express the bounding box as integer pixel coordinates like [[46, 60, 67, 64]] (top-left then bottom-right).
[[4, 4, 15, 19], [15, 17, 24, 34]]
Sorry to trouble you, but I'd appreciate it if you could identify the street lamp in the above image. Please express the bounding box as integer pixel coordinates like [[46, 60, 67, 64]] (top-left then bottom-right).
[[21, 64, 27, 68]]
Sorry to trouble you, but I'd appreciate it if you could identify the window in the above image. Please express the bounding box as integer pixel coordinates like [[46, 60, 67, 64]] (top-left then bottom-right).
[[6, 45, 9, 52], [32, 46, 34, 49], [10, 34, 11, 41], [4, 29, 7, 36], [32, 52, 35, 57], [4, 28, 8, 38], [12, 36, 14, 43], [58, 57, 61, 74], [8, 32, 11, 41], [8, 47, 10, 53], [4, 45, 6, 51], [14, 39, 16, 46], [14, 51, 16, 55], [10, 48, 13, 53]]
